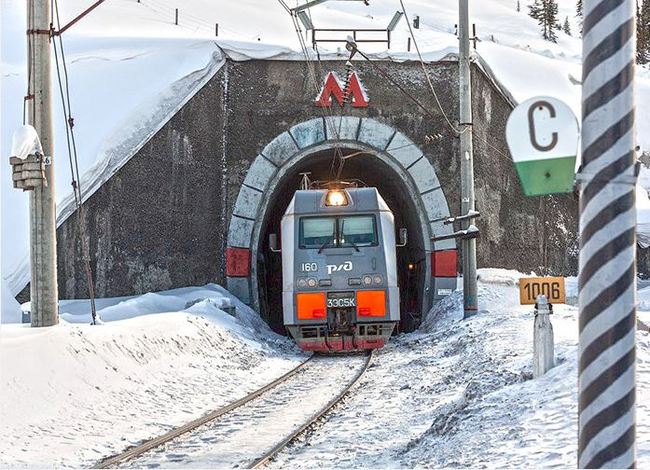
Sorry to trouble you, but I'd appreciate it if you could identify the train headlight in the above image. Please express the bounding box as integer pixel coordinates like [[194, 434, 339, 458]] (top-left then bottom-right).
[[362, 275, 373, 286], [297, 278, 307, 288], [325, 190, 349, 206], [307, 278, 317, 288], [373, 275, 383, 285]]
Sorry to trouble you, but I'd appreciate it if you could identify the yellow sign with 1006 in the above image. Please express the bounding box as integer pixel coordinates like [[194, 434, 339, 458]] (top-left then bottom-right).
[[519, 277, 565, 305]]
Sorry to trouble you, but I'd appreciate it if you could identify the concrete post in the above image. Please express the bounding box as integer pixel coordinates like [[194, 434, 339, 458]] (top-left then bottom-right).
[[26, 0, 58, 327], [533, 295, 554, 378], [458, 0, 478, 318]]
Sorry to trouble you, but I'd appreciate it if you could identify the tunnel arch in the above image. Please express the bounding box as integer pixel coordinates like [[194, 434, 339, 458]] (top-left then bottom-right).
[[226, 116, 457, 329]]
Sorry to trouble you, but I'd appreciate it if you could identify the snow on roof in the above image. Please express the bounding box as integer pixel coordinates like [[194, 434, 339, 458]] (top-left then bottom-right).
[[1, 0, 649, 298]]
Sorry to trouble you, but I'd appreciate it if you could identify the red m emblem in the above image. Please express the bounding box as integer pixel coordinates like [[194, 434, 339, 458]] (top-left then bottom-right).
[[315, 72, 369, 108]]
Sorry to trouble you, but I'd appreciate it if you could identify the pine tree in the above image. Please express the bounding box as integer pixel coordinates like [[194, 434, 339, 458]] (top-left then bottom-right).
[[576, 0, 583, 35], [563, 16, 572, 36], [529, 0, 560, 42], [545, 0, 559, 42], [529, 0, 544, 26], [517, 0, 521, 12]]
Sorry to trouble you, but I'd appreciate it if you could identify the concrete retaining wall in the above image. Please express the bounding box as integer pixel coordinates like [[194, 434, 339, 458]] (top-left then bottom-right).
[[53, 59, 579, 303]]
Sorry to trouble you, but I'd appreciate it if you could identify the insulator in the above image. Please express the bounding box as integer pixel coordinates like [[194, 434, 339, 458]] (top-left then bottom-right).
[[342, 61, 354, 104]]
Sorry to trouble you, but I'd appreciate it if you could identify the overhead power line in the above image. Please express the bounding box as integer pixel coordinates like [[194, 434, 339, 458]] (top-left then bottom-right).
[[51, 0, 98, 325]]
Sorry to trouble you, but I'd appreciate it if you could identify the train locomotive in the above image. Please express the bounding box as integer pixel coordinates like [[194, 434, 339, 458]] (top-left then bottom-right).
[[270, 186, 405, 352]]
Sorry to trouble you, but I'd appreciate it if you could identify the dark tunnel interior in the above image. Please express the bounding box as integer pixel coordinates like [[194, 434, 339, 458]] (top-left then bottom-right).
[[256, 147, 427, 335]]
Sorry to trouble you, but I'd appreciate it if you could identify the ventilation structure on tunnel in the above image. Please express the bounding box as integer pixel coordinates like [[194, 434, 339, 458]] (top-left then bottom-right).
[[226, 116, 457, 333]]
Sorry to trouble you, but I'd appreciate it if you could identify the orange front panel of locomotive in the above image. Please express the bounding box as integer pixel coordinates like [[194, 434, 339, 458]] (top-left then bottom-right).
[[296, 292, 327, 320], [356, 290, 386, 317]]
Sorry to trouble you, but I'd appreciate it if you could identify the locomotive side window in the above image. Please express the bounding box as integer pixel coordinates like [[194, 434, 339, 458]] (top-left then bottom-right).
[[299, 215, 377, 249], [339, 216, 376, 247], [300, 217, 336, 248]]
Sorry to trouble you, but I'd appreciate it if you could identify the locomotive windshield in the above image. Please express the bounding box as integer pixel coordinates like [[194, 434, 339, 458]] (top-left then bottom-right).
[[299, 215, 377, 249]]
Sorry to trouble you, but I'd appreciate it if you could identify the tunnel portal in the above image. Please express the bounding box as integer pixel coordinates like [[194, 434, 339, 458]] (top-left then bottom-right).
[[226, 116, 458, 335], [256, 147, 428, 333]]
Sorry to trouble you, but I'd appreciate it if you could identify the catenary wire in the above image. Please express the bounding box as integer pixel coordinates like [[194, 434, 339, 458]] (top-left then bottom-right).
[[399, 0, 466, 135], [397, 0, 513, 161], [283, 4, 346, 180], [52, 0, 98, 324]]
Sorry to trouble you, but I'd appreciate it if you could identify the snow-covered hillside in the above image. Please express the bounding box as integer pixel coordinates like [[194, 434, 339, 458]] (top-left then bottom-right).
[[0, 284, 304, 467], [2, 0, 650, 301]]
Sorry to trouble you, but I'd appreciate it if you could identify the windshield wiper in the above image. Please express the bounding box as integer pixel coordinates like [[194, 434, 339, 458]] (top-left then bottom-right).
[[340, 220, 360, 252], [318, 236, 334, 254]]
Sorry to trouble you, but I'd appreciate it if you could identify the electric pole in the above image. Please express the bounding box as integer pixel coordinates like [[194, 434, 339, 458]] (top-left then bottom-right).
[[26, 0, 59, 327], [577, 0, 636, 466], [458, 0, 478, 317]]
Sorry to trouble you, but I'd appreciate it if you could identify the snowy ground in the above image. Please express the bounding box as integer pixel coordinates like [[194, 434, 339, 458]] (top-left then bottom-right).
[[2, 273, 650, 467], [269, 270, 650, 468], [122, 354, 369, 468], [0, 285, 304, 468]]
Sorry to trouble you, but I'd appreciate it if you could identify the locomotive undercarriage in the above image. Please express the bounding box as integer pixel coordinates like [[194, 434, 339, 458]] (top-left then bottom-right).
[[287, 317, 396, 352]]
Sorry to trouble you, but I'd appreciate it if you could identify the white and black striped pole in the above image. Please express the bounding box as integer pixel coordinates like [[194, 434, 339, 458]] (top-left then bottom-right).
[[578, 0, 637, 468]]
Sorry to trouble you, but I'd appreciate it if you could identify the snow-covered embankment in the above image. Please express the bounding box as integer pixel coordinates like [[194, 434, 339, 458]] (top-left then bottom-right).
[[269, 270, 650, 468], [0, 284, 303, 468]]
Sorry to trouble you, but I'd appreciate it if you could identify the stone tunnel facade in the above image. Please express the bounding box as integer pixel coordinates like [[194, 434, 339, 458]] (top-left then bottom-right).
[[54, 58, 580, 311]]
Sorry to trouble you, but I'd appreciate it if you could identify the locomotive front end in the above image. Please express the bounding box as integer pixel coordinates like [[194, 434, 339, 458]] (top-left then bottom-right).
[[277, 187, 401, 352]]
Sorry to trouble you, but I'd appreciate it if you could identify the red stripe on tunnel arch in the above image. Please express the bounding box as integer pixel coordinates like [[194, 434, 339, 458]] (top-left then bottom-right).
[[432, 250, 457, 278], [226, 247, 251, 277]]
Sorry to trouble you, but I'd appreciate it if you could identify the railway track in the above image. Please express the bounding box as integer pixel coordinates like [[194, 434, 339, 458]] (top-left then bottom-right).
[[96, 352, 372, 469]]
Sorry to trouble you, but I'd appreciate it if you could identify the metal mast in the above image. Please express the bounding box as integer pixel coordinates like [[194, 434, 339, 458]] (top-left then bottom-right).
[[458, 0, 478, 317]]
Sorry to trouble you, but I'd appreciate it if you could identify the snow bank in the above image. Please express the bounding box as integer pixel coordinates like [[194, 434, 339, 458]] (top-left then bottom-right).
[[0, 285, 303, 467], [637, 284, 650, 327], [476, 267, 534, 285], [268, 276, 650, 468], [1, 28, 227, 297]]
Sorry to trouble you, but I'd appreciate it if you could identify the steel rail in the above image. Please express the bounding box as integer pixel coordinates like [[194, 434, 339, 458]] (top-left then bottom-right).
[[95, 355, 314, 469], [248, 350, 373, 468]]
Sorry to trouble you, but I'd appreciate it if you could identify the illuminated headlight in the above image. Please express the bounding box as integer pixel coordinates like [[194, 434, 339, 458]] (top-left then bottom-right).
[[325, 190, 349, 206], [307, 278, 317, 288], [362, 275, 373, 286], [373, 275, 383, 285], [297, 278, 307, 288]]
